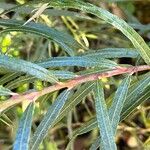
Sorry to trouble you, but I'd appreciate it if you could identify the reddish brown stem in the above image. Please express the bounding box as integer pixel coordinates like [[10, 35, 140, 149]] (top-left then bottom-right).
[[0, 65, 150, 113]]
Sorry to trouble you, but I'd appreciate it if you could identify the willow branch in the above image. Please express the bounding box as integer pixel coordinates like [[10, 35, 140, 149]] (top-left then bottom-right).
[[0, 65, 150, 113]]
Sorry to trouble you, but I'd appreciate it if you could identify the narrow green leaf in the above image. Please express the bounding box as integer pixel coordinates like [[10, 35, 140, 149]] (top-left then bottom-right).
[[38, 56, 117, 68], [0, 54, 58, 83], [30, 89, 71, 150], [90, 75, 131, 149], [3, 0, 149, 62], [48, 0, 150, 64], [94, 80, 117, 150], [84, 48, 139, 58], [0, 19, 81, 56], [77, 67, 110, 76], [71, 90, 150, 149], [122, 87, 150, 120], [52, 70, 77, 79], [0, 85, 17, 96], [13, 102, 34, 150], [109, 75, 131, 133]]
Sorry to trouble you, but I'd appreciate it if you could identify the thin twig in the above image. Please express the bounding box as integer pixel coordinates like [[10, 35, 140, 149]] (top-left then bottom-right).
[[0, 65, 150, 113]]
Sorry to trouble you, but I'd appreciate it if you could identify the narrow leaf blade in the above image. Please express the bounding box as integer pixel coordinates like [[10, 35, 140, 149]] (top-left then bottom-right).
[[0, 54, 58, 83], [38, 56, 117, 68], [90, 76, 131, 149], [94, 80, 117, 150], [13, 102, 34, 150], [84, 48, 139, 58], [30, 89, 71, 150], [109, 75, 131, 133]]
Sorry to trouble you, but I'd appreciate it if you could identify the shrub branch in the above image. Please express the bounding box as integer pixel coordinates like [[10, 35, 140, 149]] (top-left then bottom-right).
[[0, 65, 150, 113]]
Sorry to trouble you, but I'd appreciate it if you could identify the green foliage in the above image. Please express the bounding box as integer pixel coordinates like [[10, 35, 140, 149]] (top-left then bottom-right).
[[13, 102, 34, 150], [0, 0, 150, 149], [30, 89, 71, 150], [0, 54, 58, 83], [0, 19, 80, 56], [109, 75, 131, 132], [94, 80, 117, 150], [47, 0, 150, 65]]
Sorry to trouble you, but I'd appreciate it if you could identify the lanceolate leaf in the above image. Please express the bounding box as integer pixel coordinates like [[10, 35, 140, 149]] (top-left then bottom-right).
[[90, 75, 131, 149], [109, 75, 131, 134], [47, 0, 150, 65], [83, 48, 139, 58], [0, 54, 58, 83], [0, 19, 81, 56], [1, 1, 147, 60], [30, 89, 71, 150], [31, 82, 94, 150], [122, 87, 150, 120], [73, 117, 97, 137], [38, 56, 117, 68], [13, 102, 34, 150], [94, 80, 117, 150]]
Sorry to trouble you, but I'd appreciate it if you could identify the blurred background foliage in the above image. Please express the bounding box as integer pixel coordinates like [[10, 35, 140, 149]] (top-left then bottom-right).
[[0, 0, 150, 149]]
